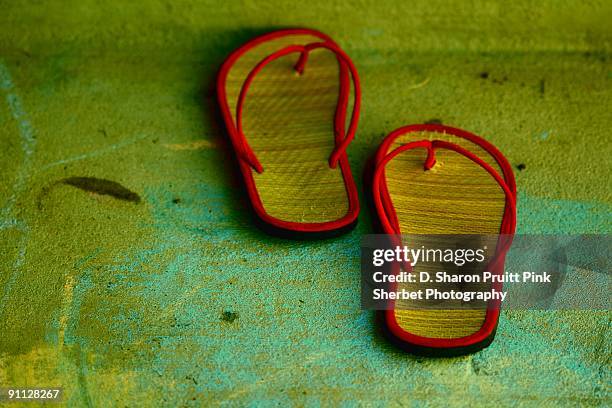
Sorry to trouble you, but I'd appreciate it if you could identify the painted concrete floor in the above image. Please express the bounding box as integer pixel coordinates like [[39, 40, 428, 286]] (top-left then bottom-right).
[[0, 1, 610, 406]]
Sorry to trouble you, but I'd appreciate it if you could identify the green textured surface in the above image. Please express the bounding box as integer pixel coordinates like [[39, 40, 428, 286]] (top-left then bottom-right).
[[1, 0, 611, 406]]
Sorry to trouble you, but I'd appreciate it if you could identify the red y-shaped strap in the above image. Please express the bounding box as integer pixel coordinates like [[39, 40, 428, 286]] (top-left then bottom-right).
[[373, 139, 517, 273], [373, 139, 517, 236], [235, 41, 361, 173]]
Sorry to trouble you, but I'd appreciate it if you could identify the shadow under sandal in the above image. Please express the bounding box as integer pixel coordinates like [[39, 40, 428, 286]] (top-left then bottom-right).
[[372, 124, 517, 356], [217, 29, 361, 238]]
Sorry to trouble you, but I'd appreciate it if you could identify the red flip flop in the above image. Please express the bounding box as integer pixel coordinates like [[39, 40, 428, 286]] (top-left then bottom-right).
[[217, 29, 361, 238], [371, 124, 517, 356]]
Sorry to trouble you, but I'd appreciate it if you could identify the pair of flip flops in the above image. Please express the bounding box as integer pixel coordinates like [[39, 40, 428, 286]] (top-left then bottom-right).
[[217, 29, 517, 355]]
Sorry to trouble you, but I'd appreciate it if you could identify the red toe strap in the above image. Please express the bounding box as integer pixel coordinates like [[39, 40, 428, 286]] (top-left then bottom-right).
[[235, 41, 361, 173], [373, 139, 517, 237]]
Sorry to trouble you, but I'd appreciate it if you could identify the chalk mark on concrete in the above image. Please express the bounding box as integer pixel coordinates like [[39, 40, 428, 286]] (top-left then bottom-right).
[[223, 350, 332, 403], [407, 76, 431, 90], [76, 343, 94, 408], [143, 279, 209, 328], [162, 139, 216, 151], [62, 249, 102, 346], [0, 218, 26, 231], [38, 133, 150, 171], [0, 60, 36, 218], [58, 274, 76, 346], [0, 60, 37, 317], [63, 251, 100, 408]]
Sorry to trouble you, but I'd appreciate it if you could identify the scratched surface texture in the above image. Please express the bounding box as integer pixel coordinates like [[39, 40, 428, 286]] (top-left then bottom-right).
[[0, 1, 611, 406]]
